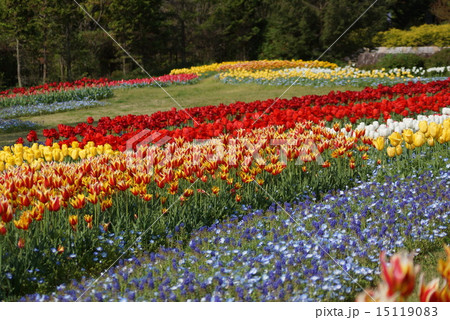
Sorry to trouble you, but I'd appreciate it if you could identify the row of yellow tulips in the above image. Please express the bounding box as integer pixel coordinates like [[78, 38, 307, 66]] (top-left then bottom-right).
[[0, 141, 120, 171], [373, 119, 450, 156], [170, 59, 337, 75], [218, 67, 414, 82]]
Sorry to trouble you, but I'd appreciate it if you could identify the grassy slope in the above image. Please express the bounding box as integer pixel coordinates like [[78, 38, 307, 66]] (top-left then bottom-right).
[[1, 77, 359, 146]]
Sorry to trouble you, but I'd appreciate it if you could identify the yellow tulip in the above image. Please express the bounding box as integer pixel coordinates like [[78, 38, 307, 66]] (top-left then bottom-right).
[[373, 136, 385, 151], [0, 161, 4, 171], [13, 144, 23, 155], [6, 156, 14, 165], [89, 147, 97, 157], [427, 137, 435, 147], [14, 155, 23, 166], [388, 132, 402, 147], [25, 152, 34, 164], [70, 149, 79, 160], [71, 141, 79, 148], [395, 144, 403, 156], [443, 128, 450, 142], [33, 149, 42, 158], [438, 135, 445, 144], [428, 122, 440, 138], [412, 132, 425, 147], [43, 151, 53, 162], [79, 150, 87, 159], [402, 129, 414, 144], [418, 121, 428, 133], [444, 119, 450, 129], [387, 146, 396, 157]]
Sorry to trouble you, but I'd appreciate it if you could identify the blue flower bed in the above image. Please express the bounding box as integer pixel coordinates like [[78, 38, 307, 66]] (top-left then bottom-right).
[[0, 118, 38, 133], [0, 99, 107, 119], [220, 76, 449, 88], [20, 165, 450, 302]]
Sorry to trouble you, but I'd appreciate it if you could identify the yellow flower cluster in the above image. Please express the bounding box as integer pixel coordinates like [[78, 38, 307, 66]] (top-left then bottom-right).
[[372, 119, 450, 157], [170, 59, 337, 75], [216, 60, 337, 71], [0, 141, 119, 171], [219, 66, 414, 82], [170, 61, 242, 75]]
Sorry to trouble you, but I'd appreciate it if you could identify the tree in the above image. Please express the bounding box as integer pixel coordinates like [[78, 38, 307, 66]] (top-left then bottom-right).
[[320, 0, 390, 60], [108, 0, 164, 74], [431, 0, 450, 23], [261, 0, 322, 60], [0, 0, 37, 87]]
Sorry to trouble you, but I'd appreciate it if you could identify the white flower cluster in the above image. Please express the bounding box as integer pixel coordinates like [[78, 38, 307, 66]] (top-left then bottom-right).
[[355, 107, 450, 139]]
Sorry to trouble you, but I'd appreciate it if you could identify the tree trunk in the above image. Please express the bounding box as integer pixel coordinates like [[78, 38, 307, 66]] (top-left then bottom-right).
[[16, 38, 22, 87], [60, 56, 65, 81], [43, 31, 47, 84], [65, 23, 72, 81], [122, 56, 127, 75], [180, 19, 187, 65]]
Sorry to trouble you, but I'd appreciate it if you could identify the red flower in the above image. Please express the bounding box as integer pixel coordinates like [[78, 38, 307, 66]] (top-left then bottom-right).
[[26, 130, 38, 142], [16, 137, 24, 144], [87, 116, 94, 124]]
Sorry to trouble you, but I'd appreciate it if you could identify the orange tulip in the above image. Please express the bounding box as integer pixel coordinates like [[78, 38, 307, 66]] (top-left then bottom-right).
[[18, 238, 25, 249], [48, 196, 61, 212], [380, 251, 419, 299], [84, 214, 93, 229], [69, 215, 78, 231], [419, 277, 440, 302], [0, 222, 6, 235]]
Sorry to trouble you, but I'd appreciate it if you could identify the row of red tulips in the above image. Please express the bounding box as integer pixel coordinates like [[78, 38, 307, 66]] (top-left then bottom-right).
[[0, 74, 198, 99], [23, 80, 449, 151]]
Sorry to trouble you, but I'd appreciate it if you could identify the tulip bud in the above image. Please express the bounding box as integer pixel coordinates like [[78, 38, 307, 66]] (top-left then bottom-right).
[[373, 136, 385, 151], [412, 132, 425, 147], [18, 238, 25, 249], [418, 120, 428, 133], [395, 144, 402, 156], [427, 137, 435, 147], [428, 122, 440, 138], [387, 147, 396, 157]]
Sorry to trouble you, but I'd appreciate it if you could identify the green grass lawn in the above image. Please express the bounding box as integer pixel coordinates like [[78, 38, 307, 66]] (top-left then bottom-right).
[[1, 76, 360, 146]]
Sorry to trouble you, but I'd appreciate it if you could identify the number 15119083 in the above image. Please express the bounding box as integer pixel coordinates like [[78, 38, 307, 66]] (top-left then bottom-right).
[[377, 307, 438, 317]]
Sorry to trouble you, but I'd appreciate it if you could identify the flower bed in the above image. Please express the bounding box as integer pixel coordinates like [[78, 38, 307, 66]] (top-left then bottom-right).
[[19, 79, 448, 152], [219, 66, 449, 87], [0, 78, 449, 301], [0, 74, 198, 111], [19, 162, 450, 301]]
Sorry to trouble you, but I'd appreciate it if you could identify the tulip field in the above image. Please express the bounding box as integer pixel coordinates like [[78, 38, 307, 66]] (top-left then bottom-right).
[[0, 60, 449, 301]]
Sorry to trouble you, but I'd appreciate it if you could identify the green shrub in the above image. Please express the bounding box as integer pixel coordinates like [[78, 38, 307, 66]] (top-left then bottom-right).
[[373, 24, 450, 47], [377, 54, 425, 69], [424, 48, 450, 68]]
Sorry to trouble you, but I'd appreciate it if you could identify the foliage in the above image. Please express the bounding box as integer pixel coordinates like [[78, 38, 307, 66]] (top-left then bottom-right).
[[377, 54, 425, 69], [373, 24, 450, 47], [425, 48, 450, 68], [0, 1, 445, 88]]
